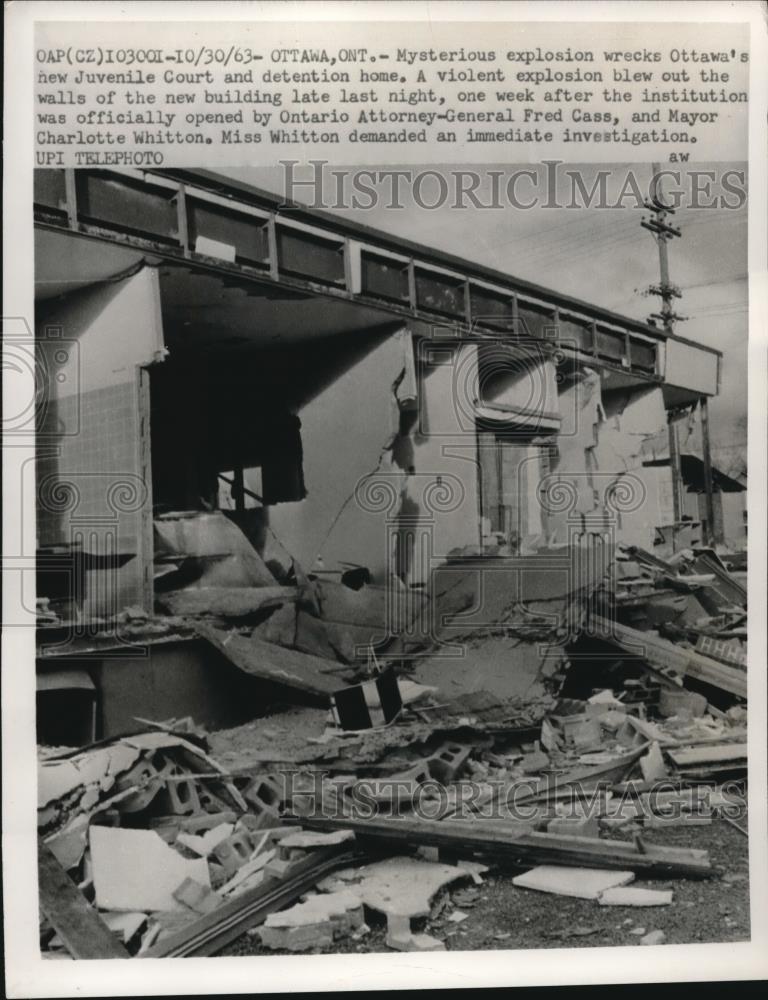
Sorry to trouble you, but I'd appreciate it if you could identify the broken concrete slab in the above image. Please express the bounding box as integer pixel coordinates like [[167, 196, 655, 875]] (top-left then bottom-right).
[[640, 742, 669, 782], [38, 743, 141, 810], [154, 511, 277, 588], [413, 638, 555, 703], [158, 586, 296, 618], [90, 826, 211, 912], [259, 921, 333, 952], [317, 856, 470, 920], [386, 912, 445, 952], [598, 887, 673, 907], [259, 889, 364, 952], [43, 784, 144, 870], [455, 860, 489, 885], [196, 623, 353, 699], [659, 687, 708, 719], [512, 865, 635, 900]]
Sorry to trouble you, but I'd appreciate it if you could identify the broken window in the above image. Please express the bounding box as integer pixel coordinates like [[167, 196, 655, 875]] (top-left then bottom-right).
[[215, 415, 307, 511], [151, 357, 307, 513]]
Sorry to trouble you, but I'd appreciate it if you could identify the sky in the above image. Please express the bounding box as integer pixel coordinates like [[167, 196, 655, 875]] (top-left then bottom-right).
[[225, 161, 748, 470]]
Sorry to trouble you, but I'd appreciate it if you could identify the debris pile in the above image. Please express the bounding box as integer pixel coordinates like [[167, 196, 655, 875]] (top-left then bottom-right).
[[38, 667, 747, 958], [37, 528, 749, 958], [590, 543, 747, 699]]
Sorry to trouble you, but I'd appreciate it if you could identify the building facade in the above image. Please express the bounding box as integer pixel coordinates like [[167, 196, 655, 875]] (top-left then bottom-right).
[[34, 167, 722, 619]]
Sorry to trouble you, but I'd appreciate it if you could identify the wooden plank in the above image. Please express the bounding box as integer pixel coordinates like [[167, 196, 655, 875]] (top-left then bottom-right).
[[195, 622, 345, 699], [292, 814, 712, 879], [38, 841, 130, 959], [668, 744, 748, 767], [589, 615, 747, 699]]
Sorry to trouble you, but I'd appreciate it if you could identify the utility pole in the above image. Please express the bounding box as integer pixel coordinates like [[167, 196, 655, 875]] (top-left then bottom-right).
[[642, 165, 717, 547], [641, 163, 684, 334], [641, 164, 708, 548]]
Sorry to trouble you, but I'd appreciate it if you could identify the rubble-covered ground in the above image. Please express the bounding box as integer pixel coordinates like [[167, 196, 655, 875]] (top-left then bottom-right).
[[220, 821, 749, 956], [37, 533, 749, 959]]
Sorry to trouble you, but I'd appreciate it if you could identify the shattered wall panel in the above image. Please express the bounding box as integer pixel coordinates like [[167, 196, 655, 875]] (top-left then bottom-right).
[[548, 374, 669, 550], [595, 385, 668, 475]]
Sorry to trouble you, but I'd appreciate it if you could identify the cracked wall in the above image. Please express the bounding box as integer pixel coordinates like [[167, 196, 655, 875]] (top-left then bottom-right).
[[550, 369, 672, 549]]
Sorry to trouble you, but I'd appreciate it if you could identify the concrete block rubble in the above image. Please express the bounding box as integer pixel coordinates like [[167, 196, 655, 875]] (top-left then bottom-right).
[[37, 532, 748, 958]]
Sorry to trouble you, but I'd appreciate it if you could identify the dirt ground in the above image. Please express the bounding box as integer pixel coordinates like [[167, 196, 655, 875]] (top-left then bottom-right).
[[219, 816, 749, 957]]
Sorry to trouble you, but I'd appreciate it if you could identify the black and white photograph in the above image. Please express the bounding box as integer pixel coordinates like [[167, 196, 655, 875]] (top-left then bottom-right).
[[3, 2, 767, 995]]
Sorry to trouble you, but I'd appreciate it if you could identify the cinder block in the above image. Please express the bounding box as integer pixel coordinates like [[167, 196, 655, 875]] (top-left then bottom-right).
[[115, 754, 167, 812], [212, 828, 256, 875], [259, 891, 362, 951], [159, 775, 203, 816], [242, 776, 283, 829], [197, 785, 233, 815], [172, 876, 224, 914], [426, 743, 472, 783]]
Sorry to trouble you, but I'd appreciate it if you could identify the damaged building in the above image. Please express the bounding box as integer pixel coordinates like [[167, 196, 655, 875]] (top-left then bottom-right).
[[33, 168, 750, 960], [33, 166, 729, 740]]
